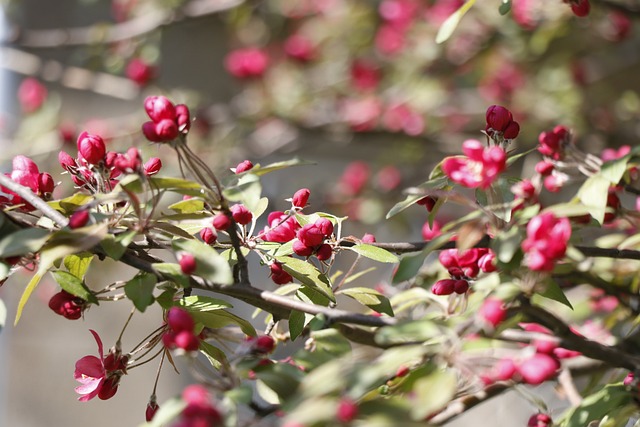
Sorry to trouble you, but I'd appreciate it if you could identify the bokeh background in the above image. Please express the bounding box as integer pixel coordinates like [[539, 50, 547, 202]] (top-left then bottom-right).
[[1, 0, 639, 425]]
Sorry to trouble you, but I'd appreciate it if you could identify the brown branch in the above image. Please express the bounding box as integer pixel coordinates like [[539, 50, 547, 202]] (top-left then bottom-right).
[[0, 174, 68, 227], [3, 0, 244, 48], [429, 383, 510, 425]]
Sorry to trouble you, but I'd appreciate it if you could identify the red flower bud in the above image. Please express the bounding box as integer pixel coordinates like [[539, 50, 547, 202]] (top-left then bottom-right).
[[179, 253, 197, 275], [235, 160, 253, 174], [174, 330, 200, 352], [143, 157, 162, 176], [154, 119, 179, 141], [336, 398, 358, 423], [503, 120, 520, 139], [58, 151, 76, 171], [144, 96, 176, 122], [453, 279, 469, 294], [292, 239, 314, 257], [145, 400, 159, 422], [297, 224, 325, 247], [432, 279, 455, 295], [362, 233, 376, 243], [213, 213, 231, 230], [570, 0, 590, 17], [77, 131, 106, 165], [175, 104, 191, 132], [316, 243, 332, 261], [292, 188, 310, 208], [48, 290, 85, 320], [167, 307, 195, 332], [416, 196, 437, 211], [230, 204, 253, 225], [485, 105, 513, 132], [251, 335, 276, 354], [200, 227, 217, 245], [142, 121, 163, 142], [517, 353, 559, 385], [126, 58, 155, 86], [315, 218, 334, 237], [478, 297, 507, 328], [98, 377, 120, 400], [38, 173, 55, 196], [69, 210, 90, 229], [528, 413, 552, 427]]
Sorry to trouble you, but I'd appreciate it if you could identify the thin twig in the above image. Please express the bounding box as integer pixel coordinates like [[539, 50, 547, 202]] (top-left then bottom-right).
[[0, 174, 69, 227]]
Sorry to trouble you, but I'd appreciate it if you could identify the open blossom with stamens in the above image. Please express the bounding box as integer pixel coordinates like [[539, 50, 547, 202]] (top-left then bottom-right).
[[442, 139, 506, 189], [74, 330, 127, 401], [521, 212, 571, 271]]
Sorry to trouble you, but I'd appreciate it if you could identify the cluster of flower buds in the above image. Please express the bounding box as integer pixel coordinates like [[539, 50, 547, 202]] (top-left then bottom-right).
[[442, 139, 507, 189], [485, 105, 520, 142], [162, 307, 201, 352], [270, 261, 293, 285], [537, 125, 572, 161], [224, 47, 269, 79], [177, 385, 223, 427], [292, 218, 334, 261], [520, 323, 581, 359], [142, 96, 191, 143], [432, 248, 497, 296], [0, 155, 54, 211], [482, 352, 560, 386], [563, 0, 590, 17], [49, 290, 88, 320], [74, 330, 128, 401], [521, 212, 571, 272], [262, 211, 300, 242]]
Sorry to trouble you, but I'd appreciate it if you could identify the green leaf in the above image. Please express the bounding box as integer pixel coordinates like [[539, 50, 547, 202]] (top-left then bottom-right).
[[375, 320, 442, 346], [600, 155, 631, 185], [48, 193, 94, 215], [560, 384, 631, 427], [498, 0, 511, 15], [435, 0, 476, 44], [50, 270, 98, 304], [392, 233, 454, 284], [188, 309, 256, 336], [491, 227, 522, 264], [0, 228, 51, 258], [339, 287, 394, 316], [139, 396, 186, 427], [63, 252, 94, 279], [254, 362, 303, 400], [535, 279, 573, 310], [577, 175, 610, 224], [0, 262, 8, 283], [167, 198, 205, 214], [386, 177, 448, 219], [250, 158, 316, 176], [222, 173, 262, 213], [100, 230, 137, 260], [124, 272, 157, 312], [275, 256, 335, 303], [172, 239, 233, 285], [177, 295, 232, 311], [289, 310, 306, 341], [410, 369, 457, 420], [15, 223, 108, 325], [199, 341, 228, 370], [153, 263, 191, 287], [349, 244, 399, 264], [156, 289, 177, 309]]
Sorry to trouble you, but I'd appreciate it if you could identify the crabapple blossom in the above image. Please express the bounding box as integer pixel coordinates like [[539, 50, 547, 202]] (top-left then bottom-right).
[[292, 188, 310, 208], [442, 139, 507, 189], [69, 210, 90, 229], [224, 47, 269, 79], [179, 253, 197, 275], [262, 211, 299, 242], [74, 330, 126, 401], [125, 58, 155, 86], [48, 290, 86, 320], [230, 204, 253, 225], [521, 212, 571, 271], [270, 261, 293, 285], [517, 353, 560, 385], [17, 77, 47, 113], [478, 297, 507, 328], [528, 413, 552, 427], [212, 212, 232, 231]]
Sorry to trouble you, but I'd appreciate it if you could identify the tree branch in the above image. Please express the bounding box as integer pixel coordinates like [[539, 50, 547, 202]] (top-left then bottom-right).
[[0, 173, 68, 227], [3, 0, 244, 48]]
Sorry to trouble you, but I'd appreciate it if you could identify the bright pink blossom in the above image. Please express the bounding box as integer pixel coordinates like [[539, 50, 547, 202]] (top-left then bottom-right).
[[442, 139, 506, 189], [77, 131, 106, 165], [340, 161, 371, 195], [224, 47, 269, 79], [284, 34, 316, 62], [262, 211, 299, 243], [270, 261, 293, 285], [478, 297, 507, 328], [125, 58, 155, 86], [521, 212, 571, 271], [74, 330, 125, 401], [17, 78, 47, 113], [336, 398, 358, 423]]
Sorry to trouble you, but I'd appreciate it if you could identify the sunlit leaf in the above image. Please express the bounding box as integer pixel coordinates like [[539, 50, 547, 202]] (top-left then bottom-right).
[[124, 272, 157, 312], [339, 287, 394, 316], [177, 295, 232, 311], [63, 252, 94, 279], [51, 270, 98, 304], [275, 256, 335, 303], [348, 244, 399, 264], [172, 238, 233, 285], [410, 369, 457, 420], [435, 0, 476, 44]]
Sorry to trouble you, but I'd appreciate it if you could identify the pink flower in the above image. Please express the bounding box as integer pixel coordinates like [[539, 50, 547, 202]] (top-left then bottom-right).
[[224, 47, 269, 79], [77, 131, 106, 165], [601, 145, 630, 162], [442, 139, 506, 189], [17, 78, 47, 113], [284, 34, 316, 62], [350, 59, 381, 91], [517, 353, 559, 385], [336, 398, 358, 423], [478, 297, 507, 328], [143, 157, 162, 176], [521, 212, 571, 271], [180, 253, 197, 275], [485, 105, 520, 140], [538, 126, 572, 160], [178, 385, 222, 426], [230, 204, 252, 225], [421, 219, 442, 240], [74, 330, 125, 401], [48, 290, 86, 320], [125, 58, 156, 86]]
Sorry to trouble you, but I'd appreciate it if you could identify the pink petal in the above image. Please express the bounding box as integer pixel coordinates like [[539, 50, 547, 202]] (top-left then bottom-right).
[[88, 329, 105, 362], [74, 355, 104, 379]]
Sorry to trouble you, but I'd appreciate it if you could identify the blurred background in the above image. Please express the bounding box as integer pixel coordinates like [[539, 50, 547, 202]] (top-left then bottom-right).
[[0, 0, 639, 425]]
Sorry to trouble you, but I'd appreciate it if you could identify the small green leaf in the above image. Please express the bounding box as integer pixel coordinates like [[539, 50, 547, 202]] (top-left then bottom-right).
[[199, 341, 228, 370], [410, 369, 457, 420], [339, 287, 394, 316], [0, 228, 51, 258], [63, 252, 94, 279], [250, 158, 316, 176], [435, 0, 476, 44], [386, 176, 448, 219], [167, 198, 205, 214], [177, 295, 232, 311], [124, 272, 157, 312], [289, 310, 306, 341], [349, 244, 399, 264], [254, 363, 303, 400], [189, 309, 256, 336], [153, 263, 191, 287], [498, 0, 511, 15], [577, 175, 610, 224], [392, 233, 454, 284], [51, 270, 98, 304], [100, 230, 137, 261], [172, 239, 233, 285], [600, 155, 631, 185], [275, 256, 335, 303], [156, 289, 177, 309], [561, 384, 631, 427], [48, 193, 94, 215], [375, 320, 442, 346], [535, 279, 573, 310], [222, 173, 262, 212]]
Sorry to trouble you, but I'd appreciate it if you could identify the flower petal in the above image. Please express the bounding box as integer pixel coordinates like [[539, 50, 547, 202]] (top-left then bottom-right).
[[88, 329, 105, 362], [74, 355, 104, 379]]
